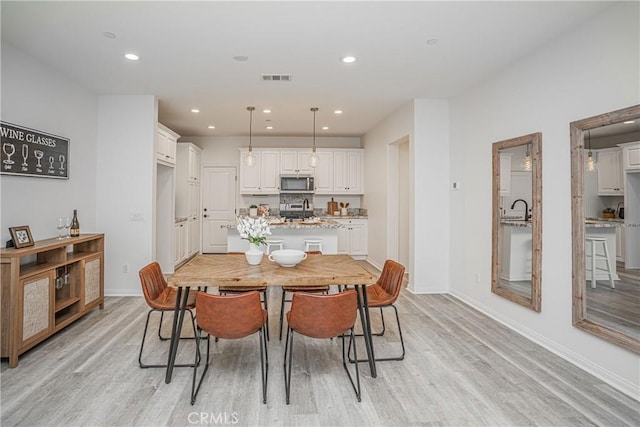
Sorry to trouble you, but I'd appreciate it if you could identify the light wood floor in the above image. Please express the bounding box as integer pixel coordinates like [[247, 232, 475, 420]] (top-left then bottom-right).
[[2, 262, 639, 426]]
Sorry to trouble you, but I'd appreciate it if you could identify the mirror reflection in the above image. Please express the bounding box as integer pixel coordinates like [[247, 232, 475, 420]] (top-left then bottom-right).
[[492, 133, 542, 311], [571, 105, 640, 353]]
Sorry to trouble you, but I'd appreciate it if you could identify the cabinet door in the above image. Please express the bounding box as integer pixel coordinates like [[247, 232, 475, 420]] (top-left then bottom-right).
[[334, 151, 349, 192], [280, 151, 298, 174], [239, 151, 262, 193], [616, 227, 625, 262], [188, 182, 200, 219], [189, 217, 200, 256], [623, 143, 640, 171], [260, 151, 281, 193], [296, 151, 315, 175], [83, 255, 103, 307], [499, 154, 512, 196], [188, 146, 201, 182], [597, 149, 623, 194], [349, 223, 368, 256], [314, 151, 334, 194], [175, 223, 186, 264], [337, 226, 350, 254], [20, 272, 53, 347], [345, 151, 363, 193]]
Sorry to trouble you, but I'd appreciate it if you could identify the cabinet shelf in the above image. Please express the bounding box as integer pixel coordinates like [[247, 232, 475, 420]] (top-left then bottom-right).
[[55, 296, 81, 312]]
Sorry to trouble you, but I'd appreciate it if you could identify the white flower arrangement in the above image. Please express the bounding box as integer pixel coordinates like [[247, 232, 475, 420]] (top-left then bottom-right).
[[236, 215, 272, 246]]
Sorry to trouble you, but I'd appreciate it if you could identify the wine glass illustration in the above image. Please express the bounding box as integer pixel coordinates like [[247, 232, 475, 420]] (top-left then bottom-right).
[[21, 144, 29, 167], [57, 217, 66, 239], [48, 156, 55, 169], [2, 143, 15, 164], [34, 150, 44, 169], [59, 154, 65, 170]]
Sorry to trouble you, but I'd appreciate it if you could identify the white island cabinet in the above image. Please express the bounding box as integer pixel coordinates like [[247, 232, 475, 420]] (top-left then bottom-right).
[[334, 218, 367, 259]]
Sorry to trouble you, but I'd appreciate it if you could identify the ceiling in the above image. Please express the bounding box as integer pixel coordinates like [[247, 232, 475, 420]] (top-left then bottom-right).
[[1, 1, 614, 138]]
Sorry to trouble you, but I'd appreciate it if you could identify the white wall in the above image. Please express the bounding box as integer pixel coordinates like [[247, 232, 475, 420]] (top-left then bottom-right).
[[0, 42, 98, 242], [96, 96, 157, 295], [448, 2, 639, 397]]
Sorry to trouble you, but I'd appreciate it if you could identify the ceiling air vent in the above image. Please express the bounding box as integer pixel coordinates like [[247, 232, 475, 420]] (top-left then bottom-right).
[[261, 74, 292, 82]]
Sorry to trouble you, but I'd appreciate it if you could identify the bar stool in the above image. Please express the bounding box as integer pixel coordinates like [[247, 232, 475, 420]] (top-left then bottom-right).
[[265, 239, 284, 254], [585, 236, 615, 289], [304, 239, 323, 252]]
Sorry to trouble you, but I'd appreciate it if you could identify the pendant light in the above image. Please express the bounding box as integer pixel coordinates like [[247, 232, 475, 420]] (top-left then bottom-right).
[[245, 106, 256, 167], [586, 129, 597, 172], [308, 107, 320, 168], [521, 143, 532, 171]]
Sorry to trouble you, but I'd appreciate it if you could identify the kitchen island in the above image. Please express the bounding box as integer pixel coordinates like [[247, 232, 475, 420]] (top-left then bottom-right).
[[500, 220, 532, 281], [224, 219, 343, 254]]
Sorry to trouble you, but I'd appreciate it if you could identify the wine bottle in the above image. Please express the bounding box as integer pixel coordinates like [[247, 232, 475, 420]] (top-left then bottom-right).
[[70, 209, 80, 237]]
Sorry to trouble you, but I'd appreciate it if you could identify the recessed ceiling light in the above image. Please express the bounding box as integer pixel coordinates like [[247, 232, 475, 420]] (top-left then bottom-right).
[[124, 53, 139, 61], [233, 55, 248, 62], [266, 126, 273, 130], [334, 110, 343, 115], [191, 109, 200, 113], [426, 38, 439, 46], [623, 120, 635, 124], [322, 126, 329, 130], [340, 56, 356, 64], [208, 125, 215, 129], [103, 32, 116, 39], [263, 109, 271, 114]]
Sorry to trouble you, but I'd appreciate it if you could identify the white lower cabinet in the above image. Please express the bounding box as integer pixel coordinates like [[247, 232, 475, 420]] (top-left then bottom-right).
[[174, 221, 188, 266], [189, 217, 200, 257], [616, 227, 625, 262], [335, 219, 367, 258]]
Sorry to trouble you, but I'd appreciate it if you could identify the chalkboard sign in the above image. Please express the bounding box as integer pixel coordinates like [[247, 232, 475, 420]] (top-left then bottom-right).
[[0, 121, 69, 179]]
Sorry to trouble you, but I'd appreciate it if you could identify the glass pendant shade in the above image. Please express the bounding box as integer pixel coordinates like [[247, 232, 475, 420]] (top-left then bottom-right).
[[308, 107, 319, 168], [521, 145, 532, 171], [246, 150, 256, 167], [586, 151, 597, 172]]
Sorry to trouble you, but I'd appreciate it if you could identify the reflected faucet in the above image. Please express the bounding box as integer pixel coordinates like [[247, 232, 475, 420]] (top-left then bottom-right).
[[511, 199, 529, 221], [303, 198, 310, 218]]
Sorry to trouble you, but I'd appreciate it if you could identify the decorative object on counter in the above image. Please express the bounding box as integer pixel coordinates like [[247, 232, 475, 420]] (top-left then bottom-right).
[[268, 249, 307, 267], [617, 202, 624, 219], [258, 204, 269, 216], [244, 106, 256, 167], [586, 129, 597, 172], [8, 225, 34, 249], [602, 207, 616, 219], [236, 215, 271, 265], [340, 202, 350, 216], [308, 107, 320, 168], [249, 204, 258, 217], [70, 209, 80, 237], [328, 197, 338, 215], [57, 217, 66, 239]]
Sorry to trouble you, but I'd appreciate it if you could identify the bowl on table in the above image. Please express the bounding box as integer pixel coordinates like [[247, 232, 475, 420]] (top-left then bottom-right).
[[268, 249, 307, 267]]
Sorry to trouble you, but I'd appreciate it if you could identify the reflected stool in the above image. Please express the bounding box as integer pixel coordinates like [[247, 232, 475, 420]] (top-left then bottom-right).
[[585, 236, 615, 289], [304, 239, 323, 253], [265, 239, 284, 254]]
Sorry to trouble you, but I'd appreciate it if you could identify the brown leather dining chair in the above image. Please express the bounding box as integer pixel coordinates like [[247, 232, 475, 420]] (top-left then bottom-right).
[[138, 261, 198, 368], [191, 291, 268, 405], [219, 253, 270, 340], [284, 290, 361, 404], [278, 251, 329, 340], [350, 259, 406, 362]]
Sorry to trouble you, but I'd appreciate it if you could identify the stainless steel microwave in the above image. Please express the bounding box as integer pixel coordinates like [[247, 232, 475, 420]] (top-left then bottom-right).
[[280, 175, 314, 193]]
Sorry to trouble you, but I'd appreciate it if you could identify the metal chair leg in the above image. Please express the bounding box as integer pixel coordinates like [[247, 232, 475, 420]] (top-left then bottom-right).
[[342, 327, 361, 401], [284, 327, 294, 404], [139, 308, 200, 369], [191, 329, 210, 405], [348, 304, 405, 363], [259, 326, 268, 404]]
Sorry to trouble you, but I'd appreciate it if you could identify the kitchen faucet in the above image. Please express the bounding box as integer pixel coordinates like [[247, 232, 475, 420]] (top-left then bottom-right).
[[303, 198, 309, 217], [511, 199, 529, 221]]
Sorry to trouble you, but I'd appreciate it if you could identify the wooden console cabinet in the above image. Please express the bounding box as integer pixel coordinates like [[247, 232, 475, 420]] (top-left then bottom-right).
[[1, 234, 104, 368]]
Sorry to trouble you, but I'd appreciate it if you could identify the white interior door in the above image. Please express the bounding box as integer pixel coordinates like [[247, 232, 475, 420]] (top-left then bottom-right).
[[202, 166, 236, 253]]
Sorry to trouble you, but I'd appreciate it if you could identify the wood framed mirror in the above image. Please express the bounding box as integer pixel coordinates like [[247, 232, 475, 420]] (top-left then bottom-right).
[[571, 104, 640, 354], [491, 133, 542, 311]]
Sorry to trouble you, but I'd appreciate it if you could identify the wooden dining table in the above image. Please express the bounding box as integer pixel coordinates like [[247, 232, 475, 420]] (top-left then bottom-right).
[[165, 253, 378, 383]]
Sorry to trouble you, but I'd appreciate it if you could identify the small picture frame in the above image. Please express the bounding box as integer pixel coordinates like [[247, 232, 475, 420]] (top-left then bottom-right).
[[9, 225, 34, 249]]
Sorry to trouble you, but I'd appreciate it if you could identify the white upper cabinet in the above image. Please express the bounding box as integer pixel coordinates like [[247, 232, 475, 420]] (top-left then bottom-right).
[[156, 123, 178, 166], [176, 143, 202, 218], [313, 150, 334, 194], [333, 149, 364, 194], [619, 142, 640, 171], [239, 150, 281, 194], [597, 148, 624, 195], [499, 153, 512, 196], [280, 150, 314, 175]]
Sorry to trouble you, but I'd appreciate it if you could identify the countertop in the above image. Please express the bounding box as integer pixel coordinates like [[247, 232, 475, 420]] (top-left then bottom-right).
[[500, 219, 532, 228], [223, 218, 344, 230], [585, 218, 639, 227]]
